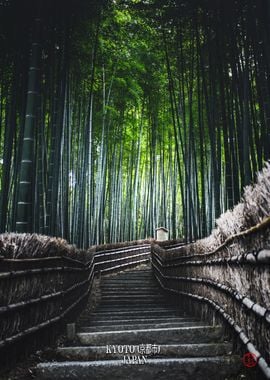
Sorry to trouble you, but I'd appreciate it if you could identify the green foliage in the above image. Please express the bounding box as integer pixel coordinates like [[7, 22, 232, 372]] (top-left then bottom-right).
[[0, 0, 269, 244]]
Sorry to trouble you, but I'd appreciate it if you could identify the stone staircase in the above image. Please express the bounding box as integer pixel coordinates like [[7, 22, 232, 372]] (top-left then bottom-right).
[[36, 266, 242, 379]]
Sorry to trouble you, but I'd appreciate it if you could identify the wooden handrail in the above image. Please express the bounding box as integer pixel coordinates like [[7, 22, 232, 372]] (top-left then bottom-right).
[[0, 242, 151, 361]]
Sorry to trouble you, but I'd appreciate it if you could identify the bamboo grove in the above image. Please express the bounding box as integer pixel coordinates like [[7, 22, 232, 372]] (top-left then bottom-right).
[[0, 0, 269, 247]]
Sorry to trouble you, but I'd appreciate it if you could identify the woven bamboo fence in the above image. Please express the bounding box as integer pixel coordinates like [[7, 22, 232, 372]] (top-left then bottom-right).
[[0, 242, 151, 369], [152, 219, 270, 379]]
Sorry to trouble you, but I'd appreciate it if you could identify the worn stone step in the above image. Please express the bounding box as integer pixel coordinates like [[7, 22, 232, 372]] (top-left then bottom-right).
[[100, 299, 166, 304], [88, 317, 195, 326], [102, 276, 155, 280], [100, 287, 158, 291], [108, 274, 153, 278], [55, 343, 233, 361], [101, 282, 157, 285], [103, 280, 154, 284], [100, 290, 162, 302], [100, 288, 159, 293], [101, 281, 156, 286], [99, 297, 164, 302], [102, 276, 154, 279], [103, 273, 153, 277], [80, 321, 203, 332], [89, 310, 182, 319], [96, 304, 176, 311], [92, 305, 181, 311], [77, 326, 223, 345], [100, 285, 157, 290], [96, 307, 176, 313], [105, 270, 152, 275], [100, 298, 166, 305], [92, 306, 180, 312], [109, 269, 152, 273], [100, 287, 160, 292], [97, 300, 174, 307], [36, 356, 241, 380], [103, 276, 153, 281], [102, 271, 155, 280], [88, 314, 183, 322], [99, 303, 167, 308], [109, 279, 154, 282], [95, 307, 178, 314], [101, 295, 165, 301]]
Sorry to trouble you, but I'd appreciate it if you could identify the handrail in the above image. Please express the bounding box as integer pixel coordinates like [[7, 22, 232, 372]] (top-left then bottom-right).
[[0, 242, 151, 368], [160, 216, 270, 263], [93, 244, 150, 257], [154, 266, 270, 379], [152, 252, 269, 322], [152, 246, 270, 267], [152, 241, 270, 380]]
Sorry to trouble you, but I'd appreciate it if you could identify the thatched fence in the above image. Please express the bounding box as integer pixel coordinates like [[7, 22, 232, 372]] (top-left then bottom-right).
[[0, 237, 151, 370], [152, 218, 270, 379]]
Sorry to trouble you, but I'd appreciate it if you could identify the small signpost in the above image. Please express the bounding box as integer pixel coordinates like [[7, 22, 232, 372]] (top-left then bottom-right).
[[155, 227, 169, 241]]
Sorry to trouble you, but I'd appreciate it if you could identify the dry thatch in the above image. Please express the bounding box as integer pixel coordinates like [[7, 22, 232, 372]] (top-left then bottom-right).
[[243, 163, 270, 225], [0, 233, 78, 259], [170, 162, 270, 256], [0, 235, 153, 262], [87, 238, 153, 254]]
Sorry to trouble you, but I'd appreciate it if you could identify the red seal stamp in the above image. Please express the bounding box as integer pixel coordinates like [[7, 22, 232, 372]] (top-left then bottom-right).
[[242, 352, 258, 368]]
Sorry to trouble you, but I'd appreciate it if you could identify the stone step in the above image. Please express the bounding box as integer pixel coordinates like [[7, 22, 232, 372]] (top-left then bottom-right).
[[87, 317, 196, 326], [97, 301, 174, 307], [109, 269, 152, 273], [100, 293, 163, 298], [99, 298, 164, 302], [36, 356, 241, 380], [100, 288, 159, 292], [100, 287, 160, 291], [77, 326, 223, 345], [106, 272, 153, 276], [103, 280, 154, 284], [80, 321, 203, 332], [102, 272, 155, 281], [96, 304, 176, 311], [100, 285, 157, 290], [101, 281, 157, 286], [100, 287, 161, 296], [89, 309, 182, 319], [105, 270, 152, 275], [103, 277, 153, 281], [100, 298, 166, 305], [102, 276, 155, 280], [103, 273, 153, 277], [95, 307, 178, 314], [108, 274, 153, 278], [100, 300, 166, 304], [100, 295, 165, 301], [103, 278, 155, 280], [55, 343, 233, 361], [87, 314, 182, 322], [102, 284, 156, 287], [108, 279, 154, 282]]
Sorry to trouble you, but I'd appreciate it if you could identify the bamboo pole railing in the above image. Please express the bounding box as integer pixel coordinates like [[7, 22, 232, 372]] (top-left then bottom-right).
[[151, 221, 270, 379], [0, 243, 151, 369]]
